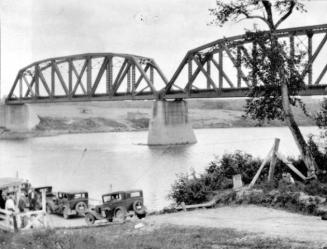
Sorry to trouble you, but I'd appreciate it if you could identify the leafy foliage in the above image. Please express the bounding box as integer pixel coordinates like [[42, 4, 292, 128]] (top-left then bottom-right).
[[169, 141, 327, 205], [210, 1, 318, 176], [209, 0, 306, 29]]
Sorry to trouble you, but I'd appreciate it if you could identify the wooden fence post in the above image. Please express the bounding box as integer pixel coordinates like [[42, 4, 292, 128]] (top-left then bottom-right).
[[249, 147, 273, 187], [12, 214, 18, 232], [41, 189, 46, 212], [268, 138, 280, 183]]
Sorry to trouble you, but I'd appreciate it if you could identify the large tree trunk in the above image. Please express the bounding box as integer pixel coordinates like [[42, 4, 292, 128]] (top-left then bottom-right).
[[281, 82, 317, 179]]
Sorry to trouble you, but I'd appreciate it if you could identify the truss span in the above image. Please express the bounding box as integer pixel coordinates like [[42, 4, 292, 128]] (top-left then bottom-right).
[[162, 23, 327, 99], [6, 24, 327, 104], [6, 53, 168, 104]]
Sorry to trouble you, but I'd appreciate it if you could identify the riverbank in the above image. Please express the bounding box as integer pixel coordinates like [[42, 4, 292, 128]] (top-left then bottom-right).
[[0, 98, 320, 139], [1, 205, 326, 249]]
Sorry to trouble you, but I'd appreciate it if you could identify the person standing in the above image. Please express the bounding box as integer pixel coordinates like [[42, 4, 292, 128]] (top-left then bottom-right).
[[5, 194, 16, 212], [0, 190, 5, 209], [18, 192, 26, 213], [28, 189, 36, 211]]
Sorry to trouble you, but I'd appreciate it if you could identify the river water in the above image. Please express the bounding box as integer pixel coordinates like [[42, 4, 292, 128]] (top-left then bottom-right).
[[0, 127, 321, 210]]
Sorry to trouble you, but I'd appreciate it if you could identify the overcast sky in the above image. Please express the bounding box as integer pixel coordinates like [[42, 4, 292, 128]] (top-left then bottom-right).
[[0, 0, 326, 96]]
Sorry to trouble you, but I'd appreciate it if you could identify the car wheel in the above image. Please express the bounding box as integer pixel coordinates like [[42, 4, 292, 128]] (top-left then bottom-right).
[[63, 208, 70, 219], [46, 204, 52, 214], [75, 202, 87, 215], [85, 213, 96, 225], [114, 207, 127, 222]]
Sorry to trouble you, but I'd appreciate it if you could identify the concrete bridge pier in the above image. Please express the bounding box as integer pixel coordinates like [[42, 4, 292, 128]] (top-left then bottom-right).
[[0, 104, 39, 132], [148, 99, 197, 145]]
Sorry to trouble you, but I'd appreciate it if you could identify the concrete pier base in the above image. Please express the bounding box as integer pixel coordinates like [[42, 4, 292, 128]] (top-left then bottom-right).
[[148, 99, 197, 145], [0, 104, 39, 132]]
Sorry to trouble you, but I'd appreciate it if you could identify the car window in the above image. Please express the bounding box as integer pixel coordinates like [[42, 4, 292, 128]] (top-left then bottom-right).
[[73, 193, 86, 199], [130, 192, 141, 197], [103, 195, 111, 202], [111, 194, 122, 200]]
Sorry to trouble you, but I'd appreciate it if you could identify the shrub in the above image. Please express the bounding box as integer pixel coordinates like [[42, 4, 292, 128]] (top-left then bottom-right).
[[169, 146, 327, 206], [168, 174, 209, 205], [169, 151, 265, 205]]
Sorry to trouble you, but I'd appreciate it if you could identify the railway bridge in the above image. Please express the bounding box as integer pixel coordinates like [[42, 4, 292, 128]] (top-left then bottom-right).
[[2, 24, 327, 144]]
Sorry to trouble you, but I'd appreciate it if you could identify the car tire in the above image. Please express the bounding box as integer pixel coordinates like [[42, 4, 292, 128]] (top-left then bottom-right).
[[133, 200, 146, 215], [63, 207, 70, 219], [85, 213, 96, 225], [114, 206, 127, 222], [75, 201, 87, 215]]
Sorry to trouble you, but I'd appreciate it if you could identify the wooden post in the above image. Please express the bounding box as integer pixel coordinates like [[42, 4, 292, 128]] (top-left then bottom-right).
[[41, 189, 46, 212], [275, 152, 307, 180], [249, 147, 273, 187], [12, 214, 18, 232], [268, 138, 280, 183]]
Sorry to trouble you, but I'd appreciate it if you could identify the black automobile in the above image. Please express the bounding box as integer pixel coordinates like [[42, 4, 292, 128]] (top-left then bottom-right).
[[85, 190, 146, 225]]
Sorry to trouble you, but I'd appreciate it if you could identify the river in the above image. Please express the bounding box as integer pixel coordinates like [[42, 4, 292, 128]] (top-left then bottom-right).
[[0, 127, 321, 210]]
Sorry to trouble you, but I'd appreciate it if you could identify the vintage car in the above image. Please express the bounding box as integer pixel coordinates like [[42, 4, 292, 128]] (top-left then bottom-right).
[[46, 191, 89, 219], [85, 190, 146, 225], [32, 186, 55, 210]]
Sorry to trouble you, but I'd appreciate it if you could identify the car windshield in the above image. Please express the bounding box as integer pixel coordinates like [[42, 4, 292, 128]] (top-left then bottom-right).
[[103, 193, 122, 202]]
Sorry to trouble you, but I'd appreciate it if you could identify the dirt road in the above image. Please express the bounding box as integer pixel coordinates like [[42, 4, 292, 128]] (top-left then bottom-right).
[[147, 205, 327, 246], [46, 205, 327, 246]]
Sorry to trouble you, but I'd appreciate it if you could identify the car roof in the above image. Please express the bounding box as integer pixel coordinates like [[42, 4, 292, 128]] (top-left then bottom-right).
[[57, 190, 88, 194], [102, 189, 143, 196], [33, 186, 52, 190]]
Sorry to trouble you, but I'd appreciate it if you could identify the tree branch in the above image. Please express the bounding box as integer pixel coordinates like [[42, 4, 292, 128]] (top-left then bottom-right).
[[261, 0, 275, 30], [275, 1, 296, 29], [240, 12, 271, 29]]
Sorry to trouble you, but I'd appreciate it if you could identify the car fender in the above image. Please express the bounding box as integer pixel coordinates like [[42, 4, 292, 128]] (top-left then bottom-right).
[[85, 209, 103, 220]]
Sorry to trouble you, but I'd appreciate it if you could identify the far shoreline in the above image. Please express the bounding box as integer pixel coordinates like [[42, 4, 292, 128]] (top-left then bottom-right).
[[0, 123, 319, 140]]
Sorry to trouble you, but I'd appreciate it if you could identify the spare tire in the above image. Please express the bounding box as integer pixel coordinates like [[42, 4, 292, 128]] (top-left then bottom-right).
[[133, 200, 146, 215], [75, 201, 87, 215]]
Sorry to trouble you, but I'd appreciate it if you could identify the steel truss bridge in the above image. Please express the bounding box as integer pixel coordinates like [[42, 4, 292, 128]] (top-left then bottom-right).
[[6, 24, 327, 104]]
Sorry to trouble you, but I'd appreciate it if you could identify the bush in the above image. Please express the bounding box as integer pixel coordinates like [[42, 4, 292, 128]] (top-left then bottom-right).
[[169, 146, 327, 206], [168, 174, 209, 205], [169, 151, 265, 205]]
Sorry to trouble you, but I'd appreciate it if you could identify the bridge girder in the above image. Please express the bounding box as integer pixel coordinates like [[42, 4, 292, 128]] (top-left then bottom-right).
[[6, 53, 168, 104], [163, 23, 327, 98], [6, 24, 327, 105]]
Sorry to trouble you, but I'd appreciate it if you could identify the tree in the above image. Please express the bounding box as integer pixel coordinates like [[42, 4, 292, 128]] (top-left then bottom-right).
[[209, 0, 317, 179]]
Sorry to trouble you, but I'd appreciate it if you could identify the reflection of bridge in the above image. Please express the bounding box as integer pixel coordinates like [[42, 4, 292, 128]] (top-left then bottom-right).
[[2, 24, 327, 144], [6, 24, 327, 104]]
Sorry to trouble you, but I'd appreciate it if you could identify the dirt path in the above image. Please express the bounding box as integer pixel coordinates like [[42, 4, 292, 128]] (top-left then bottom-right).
[[147, 205, 327, 245]]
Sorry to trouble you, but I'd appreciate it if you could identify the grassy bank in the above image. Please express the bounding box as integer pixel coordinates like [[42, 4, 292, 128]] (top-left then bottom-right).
[[0, 222, 313, 249]]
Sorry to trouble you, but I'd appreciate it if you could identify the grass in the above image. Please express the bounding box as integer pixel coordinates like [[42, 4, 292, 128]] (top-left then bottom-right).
[[0, 222, 313, 249]]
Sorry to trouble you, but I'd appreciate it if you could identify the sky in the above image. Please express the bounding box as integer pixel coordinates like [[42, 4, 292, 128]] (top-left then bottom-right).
[[0, 0, 327, 97]]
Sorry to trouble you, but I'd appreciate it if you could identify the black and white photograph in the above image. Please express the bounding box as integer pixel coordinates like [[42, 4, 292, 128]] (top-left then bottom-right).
[[0, 0, 327, 248]]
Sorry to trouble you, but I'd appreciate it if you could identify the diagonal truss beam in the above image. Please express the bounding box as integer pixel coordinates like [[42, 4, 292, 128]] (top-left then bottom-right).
[[193, 57, 218, 92]]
